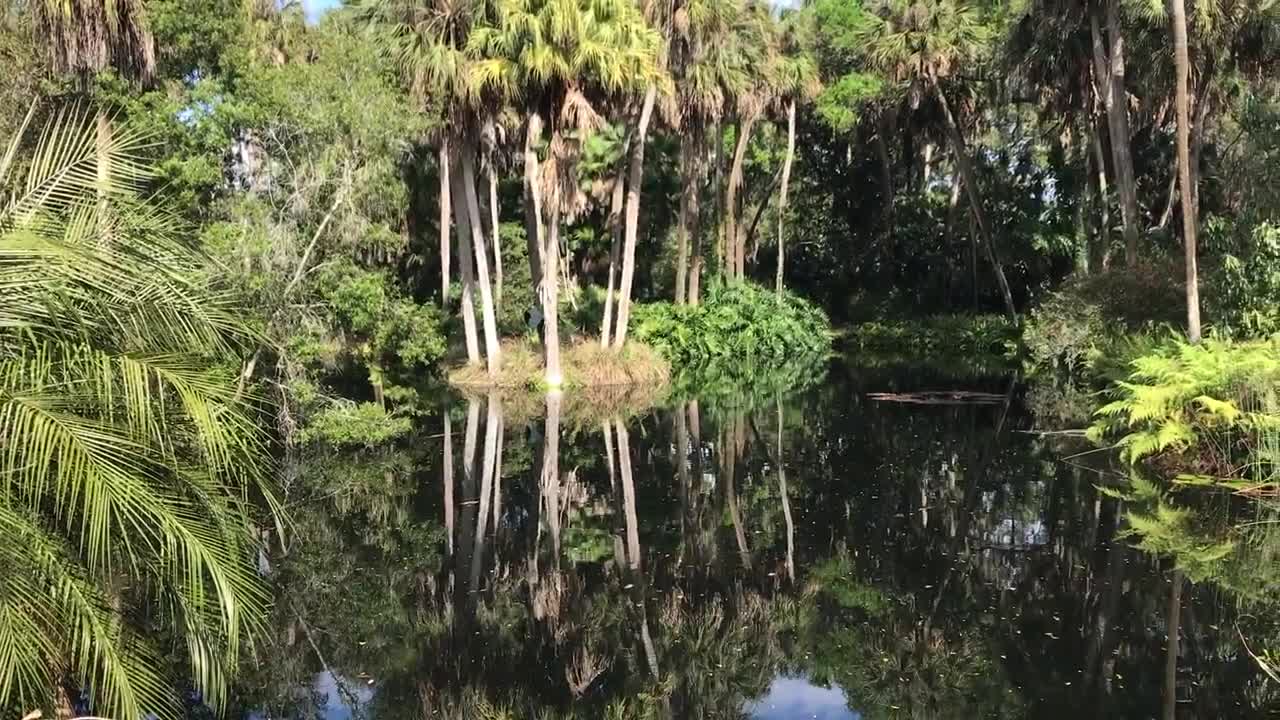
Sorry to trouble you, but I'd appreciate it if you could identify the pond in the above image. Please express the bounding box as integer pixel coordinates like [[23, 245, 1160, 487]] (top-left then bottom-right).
[[242, 360, 1280, 719]]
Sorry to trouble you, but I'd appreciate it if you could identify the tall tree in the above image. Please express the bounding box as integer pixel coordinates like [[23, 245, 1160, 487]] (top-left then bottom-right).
[[1170, 0, 1200, 342], [860, 0, 1016, 319], [770, 21, 818, 296], [1090, 0, 1141, 266], [470, 0, 663, 376], [31, 0, 156, 218]]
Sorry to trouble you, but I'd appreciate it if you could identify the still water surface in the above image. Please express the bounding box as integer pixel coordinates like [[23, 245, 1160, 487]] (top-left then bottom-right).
[[245, 361, 1278, 719]]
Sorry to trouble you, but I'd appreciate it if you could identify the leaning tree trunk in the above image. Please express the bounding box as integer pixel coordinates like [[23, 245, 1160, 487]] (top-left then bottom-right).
[[725, 111, 758, 281], [449, 150, 483, 366], [934, 82, 1017, 320], [776, 99, 796, 298], [1091, 1, 1140, 266], [458, 145, 503, 377], [611, 84, 657, 350], [439, 140, 452, 306], [601, 158, 627, 346], [1171, 0, 1201, 343]]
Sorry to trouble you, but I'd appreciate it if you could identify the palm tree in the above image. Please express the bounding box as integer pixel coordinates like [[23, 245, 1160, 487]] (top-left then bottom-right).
[[669, 0, 748, 304], [0, 111, 275, 720], [30, 0, 156, 219], [769, 22, 819, 296], [859, 0, 1016, 319], [354, 0, 497, 373], [1169, 0, 1200, 343], [469, 0, 663, 380], [722, 0, 772, 282]]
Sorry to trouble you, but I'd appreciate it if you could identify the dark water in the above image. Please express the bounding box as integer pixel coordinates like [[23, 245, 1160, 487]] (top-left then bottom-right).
[[242, 362, 1280, 719]]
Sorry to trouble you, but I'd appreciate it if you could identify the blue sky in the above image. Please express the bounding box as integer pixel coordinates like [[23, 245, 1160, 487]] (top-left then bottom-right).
[[303, 0, 341, 23]]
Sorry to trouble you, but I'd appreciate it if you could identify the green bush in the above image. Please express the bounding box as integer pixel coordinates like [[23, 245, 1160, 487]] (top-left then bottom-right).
[[1023, 291, 1106, 373], [1090, 337, 1280, 475], [632, 283, 833, 367]]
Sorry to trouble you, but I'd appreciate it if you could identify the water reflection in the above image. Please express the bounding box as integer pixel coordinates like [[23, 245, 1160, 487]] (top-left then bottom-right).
[[239, 366, 1280, 719]]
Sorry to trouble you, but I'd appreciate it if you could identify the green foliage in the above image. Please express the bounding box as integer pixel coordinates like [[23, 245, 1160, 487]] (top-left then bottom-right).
[[319, 261, 447, 370], [632, 282, 832, 368], [297, 401, 414, 447], [1091, 337, 1280, 474], [809, 555, 890, 616], [1023, 290, 1106, 373], [0, 113, 275, 720], [1204, 220, 1280, 336]]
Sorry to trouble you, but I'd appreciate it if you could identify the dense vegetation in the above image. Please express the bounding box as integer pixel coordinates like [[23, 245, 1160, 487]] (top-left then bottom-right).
[[4, 0, 1280, 714]]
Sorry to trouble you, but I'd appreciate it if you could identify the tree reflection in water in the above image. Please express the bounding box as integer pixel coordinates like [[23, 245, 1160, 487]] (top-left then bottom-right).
[[235, 366, 1280, 719]]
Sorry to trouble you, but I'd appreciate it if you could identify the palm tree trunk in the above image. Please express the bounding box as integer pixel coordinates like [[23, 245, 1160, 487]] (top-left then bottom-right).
[[601, 159, 627, 346], [489, 163, 503, 312], [523, 115, 546, 299], [776, 99, 796, 298], [1091, 2, 1140, 266], [934, 83, 1017, 320], [544, 204, 564, 386], [449, 152, 483, 366], [725, 112, 758, 281], [439, 140, 451, 306], [612, 84, 657, 350], [1171, 0, 1201, 343], [458, 144, 503, 377]]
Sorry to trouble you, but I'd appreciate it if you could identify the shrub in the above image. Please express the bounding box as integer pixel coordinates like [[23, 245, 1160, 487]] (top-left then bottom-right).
[[1023, 291, 1106, 373], [1090, 337, 1280, 477], [631, 282, 833, 368]]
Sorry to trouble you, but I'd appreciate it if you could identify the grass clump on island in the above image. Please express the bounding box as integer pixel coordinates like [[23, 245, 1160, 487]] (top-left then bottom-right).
[[448, 337, 670, 390]]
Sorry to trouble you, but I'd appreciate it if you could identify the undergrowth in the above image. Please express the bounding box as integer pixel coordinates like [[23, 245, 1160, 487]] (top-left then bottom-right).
[[631, 283, 833, 368], [1089, 337, 1280, 487], [847, 314, 1020, 364]]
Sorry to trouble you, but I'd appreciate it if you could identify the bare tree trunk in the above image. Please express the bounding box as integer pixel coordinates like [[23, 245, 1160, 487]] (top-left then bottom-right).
[[934, 84, 1017, 320], [544, 198, 564, 386], [523, 115, 545, 298], [688, 134, 706, 306], [439, 140, 451, 306], [612, 85, 657, 349], [601, 158, 627, 346], [1091, 120, 1113, 270], [449, 152, 483, 366], [1092, 2, 1141, 266], [725, 112, 758, 281], [489, 162, 503, 312], [1172, 0, 1201, 343], [777, 99, 796, 298], [459, 145, 503, 377]]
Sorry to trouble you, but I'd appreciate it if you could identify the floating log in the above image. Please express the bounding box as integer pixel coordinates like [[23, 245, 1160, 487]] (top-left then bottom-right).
[[865, 391, 1007, 405]]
